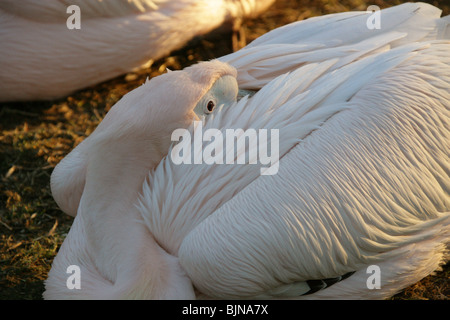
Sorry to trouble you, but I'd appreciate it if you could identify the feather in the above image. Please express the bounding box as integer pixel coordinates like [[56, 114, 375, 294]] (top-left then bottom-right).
[[0, 0, 275, 102], [46, 2, 450, 300]]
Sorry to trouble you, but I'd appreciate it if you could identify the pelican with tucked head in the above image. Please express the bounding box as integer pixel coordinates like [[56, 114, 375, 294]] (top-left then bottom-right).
[[45, 2, 450, 299], [45, 60, 238, 299]]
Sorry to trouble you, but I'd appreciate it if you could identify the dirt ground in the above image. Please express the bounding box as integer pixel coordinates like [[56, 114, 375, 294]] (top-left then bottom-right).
[[0, 0, 449, 300]]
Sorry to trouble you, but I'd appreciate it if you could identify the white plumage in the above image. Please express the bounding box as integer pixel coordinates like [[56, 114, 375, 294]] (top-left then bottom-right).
[[0, 0, 274, 102], [45, 2, 450, 299]]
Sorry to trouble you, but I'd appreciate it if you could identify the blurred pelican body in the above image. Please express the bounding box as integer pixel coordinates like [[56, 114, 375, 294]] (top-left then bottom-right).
[[45, 3, 449, 299], [0, 0, 274, 102]]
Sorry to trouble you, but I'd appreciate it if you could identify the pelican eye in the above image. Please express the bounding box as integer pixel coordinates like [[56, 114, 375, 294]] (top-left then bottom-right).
[[206, 100, 215, 113]]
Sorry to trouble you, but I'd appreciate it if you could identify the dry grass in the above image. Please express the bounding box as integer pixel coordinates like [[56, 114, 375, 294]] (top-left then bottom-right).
[[0, 0, 448, 300]]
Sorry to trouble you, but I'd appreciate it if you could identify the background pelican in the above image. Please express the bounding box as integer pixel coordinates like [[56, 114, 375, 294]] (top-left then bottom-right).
[[0, 0, 274, 102], [44, 2, 449, 299]]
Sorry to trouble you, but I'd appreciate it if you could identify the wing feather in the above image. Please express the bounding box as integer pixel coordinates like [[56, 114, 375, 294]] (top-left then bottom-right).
[[220, 2, 445, 89], [176, 43, 450, 298]]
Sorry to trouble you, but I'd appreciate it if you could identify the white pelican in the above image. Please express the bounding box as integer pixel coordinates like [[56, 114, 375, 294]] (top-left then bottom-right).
[[45, 2, 450, 299], [0, 0, 274, 102]]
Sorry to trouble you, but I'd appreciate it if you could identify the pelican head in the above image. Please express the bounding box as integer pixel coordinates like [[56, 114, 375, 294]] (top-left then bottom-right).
[[45, 60, 239, 299], [193, 75, 238, 117]]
